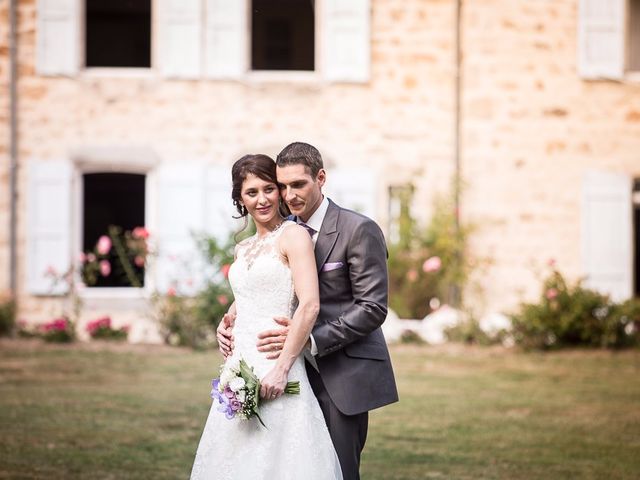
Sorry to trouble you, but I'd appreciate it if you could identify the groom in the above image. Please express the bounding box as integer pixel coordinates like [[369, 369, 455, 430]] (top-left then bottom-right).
[[218, 142, 398, 480]]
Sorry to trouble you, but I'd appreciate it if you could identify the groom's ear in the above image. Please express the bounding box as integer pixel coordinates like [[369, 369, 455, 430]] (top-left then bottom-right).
[[316, 169, 326, 188]]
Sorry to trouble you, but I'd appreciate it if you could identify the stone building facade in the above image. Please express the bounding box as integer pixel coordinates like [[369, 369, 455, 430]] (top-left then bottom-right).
[[1, 0, 639, 337]]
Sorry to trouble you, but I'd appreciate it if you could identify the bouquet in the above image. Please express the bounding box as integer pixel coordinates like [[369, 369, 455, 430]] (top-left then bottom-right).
[[211, 358, 300, 427]]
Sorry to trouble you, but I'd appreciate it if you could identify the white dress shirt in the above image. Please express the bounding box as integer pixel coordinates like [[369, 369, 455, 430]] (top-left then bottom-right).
[[297, 196, 330, 356]]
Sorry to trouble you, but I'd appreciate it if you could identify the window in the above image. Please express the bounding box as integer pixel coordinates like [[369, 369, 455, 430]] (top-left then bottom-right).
[[85, 0, 152, 68], [630, 0, 640, 71], [83, 173, 146, 287], [38, 0, 369, 81], [634, 179, 640, 296], [251, 0, 315, 71]]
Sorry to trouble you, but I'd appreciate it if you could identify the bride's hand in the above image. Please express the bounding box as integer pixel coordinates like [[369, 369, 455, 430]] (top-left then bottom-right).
[[217, 313, 235, 358], [260, 366, 288, 400]]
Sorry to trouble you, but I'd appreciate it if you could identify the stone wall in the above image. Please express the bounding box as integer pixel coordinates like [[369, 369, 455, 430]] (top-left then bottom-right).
[[2, 0, 639, 325], [462, 0, 640, 313], [8, 0, 457, 323]]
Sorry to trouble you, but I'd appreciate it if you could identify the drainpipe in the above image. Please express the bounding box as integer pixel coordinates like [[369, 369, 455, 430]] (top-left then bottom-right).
[[451, 0, 463, 307], [9, 0, 18, 298]]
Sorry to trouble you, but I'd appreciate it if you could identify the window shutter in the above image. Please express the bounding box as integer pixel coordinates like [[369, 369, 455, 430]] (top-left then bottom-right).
[[578, 0, 625, 79], [159, 0, 203, 78], [204, 0, 247, 78], [155, 163, 206, 295], [324, 167, 377, 220], [204, 165, 238, 241], [582, 170, 633, 301], [322, 0, 371, 83], [36, 0, 80, 76], [27, 160, 73, 295]]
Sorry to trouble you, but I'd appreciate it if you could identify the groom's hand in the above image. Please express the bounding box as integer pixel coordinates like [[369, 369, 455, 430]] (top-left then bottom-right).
[[257, 317, 290, 359], [217, 313, 235, 358]]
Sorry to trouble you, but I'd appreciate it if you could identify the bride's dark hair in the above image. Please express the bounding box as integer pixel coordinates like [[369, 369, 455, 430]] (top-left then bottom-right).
[[231, 154, 289, 233]]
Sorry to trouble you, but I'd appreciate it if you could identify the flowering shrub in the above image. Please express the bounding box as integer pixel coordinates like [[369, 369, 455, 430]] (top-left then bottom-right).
[[81, 225, 150, 288], [40, 317, 75, 343], [510, 264, 640, 349], [388, 190, 474, 319], [86, 316, 129, 341], [153, 226, 252, 349]]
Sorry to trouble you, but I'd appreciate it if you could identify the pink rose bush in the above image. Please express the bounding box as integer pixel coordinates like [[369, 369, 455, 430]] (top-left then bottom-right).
[[510, 261, 640, 349], [40, 317, 74, 343], [86, 316, 129, 341], [80, 225, 151, 287]]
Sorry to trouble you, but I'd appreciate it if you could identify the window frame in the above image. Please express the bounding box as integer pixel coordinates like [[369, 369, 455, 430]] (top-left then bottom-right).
[[71, 147, 160, 299], [246, 0, 321, 80], [80, 0, 159, 78]]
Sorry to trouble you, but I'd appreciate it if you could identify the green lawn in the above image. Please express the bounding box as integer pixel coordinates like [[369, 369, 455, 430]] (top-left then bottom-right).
[[0, 340, 638, 479]]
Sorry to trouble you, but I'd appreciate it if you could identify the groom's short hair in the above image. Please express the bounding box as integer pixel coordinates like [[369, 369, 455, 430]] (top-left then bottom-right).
[[276, 142, 324, 177]]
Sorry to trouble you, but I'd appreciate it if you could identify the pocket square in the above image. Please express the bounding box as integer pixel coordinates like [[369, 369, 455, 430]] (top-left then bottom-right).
[[321, 261, 344, 272]]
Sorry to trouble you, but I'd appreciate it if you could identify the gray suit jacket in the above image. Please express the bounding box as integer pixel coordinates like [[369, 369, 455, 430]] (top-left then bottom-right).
[[311, 199, 399, 416]]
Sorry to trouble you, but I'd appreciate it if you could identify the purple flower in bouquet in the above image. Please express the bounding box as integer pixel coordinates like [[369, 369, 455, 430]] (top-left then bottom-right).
[[211, 379, 222, 402]]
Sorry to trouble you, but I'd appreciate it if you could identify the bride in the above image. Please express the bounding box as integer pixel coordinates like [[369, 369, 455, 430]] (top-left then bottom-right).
[[190, 154, 343, 479]]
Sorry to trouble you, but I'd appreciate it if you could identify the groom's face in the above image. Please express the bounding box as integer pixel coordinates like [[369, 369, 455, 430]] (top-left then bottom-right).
[[276, 164, 325, 222]]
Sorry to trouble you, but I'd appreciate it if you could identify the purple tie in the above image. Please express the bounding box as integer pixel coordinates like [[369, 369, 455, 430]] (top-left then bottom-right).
[[300, 222, 316, 237]]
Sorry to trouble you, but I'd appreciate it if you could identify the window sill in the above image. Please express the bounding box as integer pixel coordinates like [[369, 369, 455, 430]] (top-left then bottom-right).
[[244, 70, 322, 85], [81, 67, 157, 79]]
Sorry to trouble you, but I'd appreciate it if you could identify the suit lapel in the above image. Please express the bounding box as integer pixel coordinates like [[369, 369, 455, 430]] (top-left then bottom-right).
[[315, 199, 339, 272]]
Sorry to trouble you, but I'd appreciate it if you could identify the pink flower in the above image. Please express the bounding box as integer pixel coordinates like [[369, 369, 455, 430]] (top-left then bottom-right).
[[406, 269, 418, 282], [547, 258, 556, 267], [217, 294, 229, 306], [44, 318, 68, 332], [423, 256, 442, 273], [134, 256, 145, 267], [221, 264, 231, 279], [99, 260, 111, 277], [132, 226, 150, 239], [44, 265, 58, 277], [546, 288, 558, 300], [78, 252, 87, 263], [96, 235, 112, 255], [167, 287, 177, 297]]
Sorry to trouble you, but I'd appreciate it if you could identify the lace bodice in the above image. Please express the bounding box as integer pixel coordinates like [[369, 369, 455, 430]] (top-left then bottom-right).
[[226, 221, 298, 376]]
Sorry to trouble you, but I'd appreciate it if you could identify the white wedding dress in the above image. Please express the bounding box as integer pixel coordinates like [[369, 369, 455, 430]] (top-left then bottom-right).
[[190, 221, 343, 480]]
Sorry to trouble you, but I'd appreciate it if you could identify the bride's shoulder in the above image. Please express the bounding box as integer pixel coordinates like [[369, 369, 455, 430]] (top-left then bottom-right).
[[278, 221, 311, 244]]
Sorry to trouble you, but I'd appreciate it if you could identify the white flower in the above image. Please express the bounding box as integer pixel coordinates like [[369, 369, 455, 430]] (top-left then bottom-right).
[[226, 358, 240, 372], [220, 368, 234, 386], [237, 390, 246, 402], [229, 376, 246, 392]]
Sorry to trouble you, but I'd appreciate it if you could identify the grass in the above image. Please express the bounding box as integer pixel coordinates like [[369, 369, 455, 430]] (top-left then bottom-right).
[[0, 340, 639, 479]]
